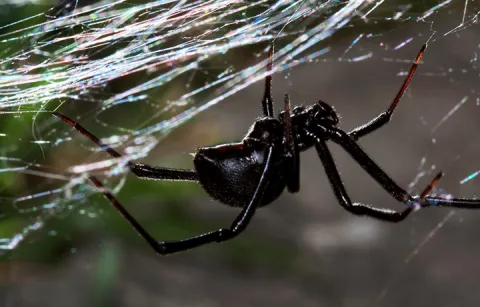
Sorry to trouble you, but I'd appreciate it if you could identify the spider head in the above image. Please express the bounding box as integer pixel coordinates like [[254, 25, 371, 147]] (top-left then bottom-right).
[[311, 100, 339, 126]]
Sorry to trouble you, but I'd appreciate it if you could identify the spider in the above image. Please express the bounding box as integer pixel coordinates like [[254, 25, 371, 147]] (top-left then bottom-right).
[[53, 44, 480, 255]]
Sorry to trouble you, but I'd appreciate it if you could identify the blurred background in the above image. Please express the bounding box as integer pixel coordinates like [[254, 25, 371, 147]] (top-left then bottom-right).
[[1, 0, 480, 306]]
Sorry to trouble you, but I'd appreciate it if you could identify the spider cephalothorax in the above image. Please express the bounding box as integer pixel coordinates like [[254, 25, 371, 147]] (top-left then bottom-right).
[[309, 100, 340, 126], [53, 43, 480, 255]]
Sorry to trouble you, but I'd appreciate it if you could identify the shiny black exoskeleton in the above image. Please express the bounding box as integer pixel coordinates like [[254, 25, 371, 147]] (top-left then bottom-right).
[[54, 43, 480, 256], [194, 101, 337, 208]]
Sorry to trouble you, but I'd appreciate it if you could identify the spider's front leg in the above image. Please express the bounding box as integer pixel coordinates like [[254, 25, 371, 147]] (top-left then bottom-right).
[[89, 146, 276, 255], [348, 44, 426, 141], [403, 175, 480, 210], [328, 128, 414, 203], [314, 137, 413, 222], [319, 128, 455, 220], [421, 197, 480, 210]]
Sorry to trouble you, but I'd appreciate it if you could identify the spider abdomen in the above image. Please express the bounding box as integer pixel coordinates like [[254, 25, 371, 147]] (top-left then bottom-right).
[[194, 142, 286, 208]]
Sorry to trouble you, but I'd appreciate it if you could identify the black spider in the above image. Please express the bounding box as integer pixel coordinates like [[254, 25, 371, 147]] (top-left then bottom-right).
[[53, 44, 480, 255]]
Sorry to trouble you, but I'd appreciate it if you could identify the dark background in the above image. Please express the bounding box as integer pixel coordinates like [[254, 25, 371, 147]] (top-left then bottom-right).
[[1, 1, 480, 306]]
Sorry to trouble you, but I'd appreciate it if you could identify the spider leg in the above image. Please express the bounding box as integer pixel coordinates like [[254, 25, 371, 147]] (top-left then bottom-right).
[[348, 44, 426, 141], [261, 44, 275, 117], [53, 112, 197, 182], [413, 173, 480, 209], [89, 146, 275, 255], [128, 164, 197, 181], [327, 128, 413, 203], [321, 128, 479, 212], [314, 137, 412, 222], [422, 197, 480, 209], [283, 94, 300, 193]]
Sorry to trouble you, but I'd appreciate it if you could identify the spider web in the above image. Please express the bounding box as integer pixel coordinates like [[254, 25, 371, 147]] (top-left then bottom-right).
[[0, 0, 480, 304], [0, 0, 403, 251]]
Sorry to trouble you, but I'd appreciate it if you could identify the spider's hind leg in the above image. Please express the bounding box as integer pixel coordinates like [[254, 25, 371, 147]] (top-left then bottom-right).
[[88, 146, 276, 255], [53, 112, 198, 182], [348, 44, 426, 141]]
